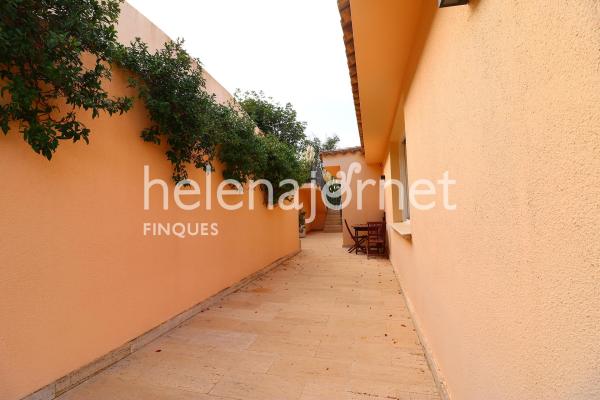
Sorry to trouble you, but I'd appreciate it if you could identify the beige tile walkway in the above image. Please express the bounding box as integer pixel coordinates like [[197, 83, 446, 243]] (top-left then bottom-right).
[[58, 232, 440, 400]]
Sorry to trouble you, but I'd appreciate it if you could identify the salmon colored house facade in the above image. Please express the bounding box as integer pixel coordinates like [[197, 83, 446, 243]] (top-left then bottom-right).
[[336, 1, 600, 399], [320, 147, 384, 247]]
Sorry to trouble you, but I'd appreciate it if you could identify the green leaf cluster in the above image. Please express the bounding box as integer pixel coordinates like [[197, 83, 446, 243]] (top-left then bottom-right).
[[117, 39, 309, 201], [231, 91, 313, 201], [235, 91, 307, 152], [304, 134, 340, 180], [116, 38, 222, 182], [0, 0, 133, 159]]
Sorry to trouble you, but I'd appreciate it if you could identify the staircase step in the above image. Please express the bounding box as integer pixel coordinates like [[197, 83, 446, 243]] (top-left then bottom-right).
[[324, 209, 342, 233], [323, 222, 342, 230]]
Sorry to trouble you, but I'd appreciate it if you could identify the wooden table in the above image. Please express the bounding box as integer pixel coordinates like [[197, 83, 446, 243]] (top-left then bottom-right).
[[353, 224, 368, 234]]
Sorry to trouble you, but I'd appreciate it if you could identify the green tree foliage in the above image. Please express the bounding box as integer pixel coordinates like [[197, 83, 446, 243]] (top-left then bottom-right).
[[236, 90, 307, 152], [260, 134, 306, 201], [322, 134, 340, 151], [117, 38, 308, 197], [307, 134, 340, 154], [234, 90, 312, 200], [0, 0, 133, 159], [216, 105, 266, 183], [117, 38, 221, 182], [218, 108, 309, 202], [304, 134, 340, 181]]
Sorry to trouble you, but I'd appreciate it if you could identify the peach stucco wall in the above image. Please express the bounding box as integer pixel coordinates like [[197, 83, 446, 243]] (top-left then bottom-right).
[[383, 1, 600, 399], [0, 5, 299, 400], [322, 151, 383, 246], [299, 185, 326, 233]]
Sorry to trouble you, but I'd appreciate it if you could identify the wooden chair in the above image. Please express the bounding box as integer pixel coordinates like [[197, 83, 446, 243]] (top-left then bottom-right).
[[345, 219, 366, 254], [366, 222, 386, 257]]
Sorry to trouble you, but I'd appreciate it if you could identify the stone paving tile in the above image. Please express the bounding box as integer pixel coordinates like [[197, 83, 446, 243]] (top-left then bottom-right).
[[209, 371, 305, 400], [267, 354, 352, 379], [57, 232, 440, 400], [247, 334, 321, 357]]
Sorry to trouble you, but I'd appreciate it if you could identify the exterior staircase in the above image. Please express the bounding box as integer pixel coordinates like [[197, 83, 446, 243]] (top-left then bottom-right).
[[323, 208, 342, 233]]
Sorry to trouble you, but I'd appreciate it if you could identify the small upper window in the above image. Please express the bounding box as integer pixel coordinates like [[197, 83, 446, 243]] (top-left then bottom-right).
[[399, 139, 410, 221], [388, 138, 410, 223]]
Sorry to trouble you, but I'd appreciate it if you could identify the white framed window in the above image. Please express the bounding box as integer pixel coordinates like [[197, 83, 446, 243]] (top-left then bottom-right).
[[388, 138, 410, 223], [399, 139, 410, 221]]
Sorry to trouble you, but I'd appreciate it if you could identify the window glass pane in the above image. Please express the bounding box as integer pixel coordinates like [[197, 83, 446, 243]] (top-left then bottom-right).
[[399, 140, 410, 221]]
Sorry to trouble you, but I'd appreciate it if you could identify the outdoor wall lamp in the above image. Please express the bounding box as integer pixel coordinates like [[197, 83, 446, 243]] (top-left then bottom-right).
[[438, 0, 469, 7]]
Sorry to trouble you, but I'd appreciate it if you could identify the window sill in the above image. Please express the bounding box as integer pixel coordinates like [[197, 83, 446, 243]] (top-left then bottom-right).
[[391, 220, 412, 237]]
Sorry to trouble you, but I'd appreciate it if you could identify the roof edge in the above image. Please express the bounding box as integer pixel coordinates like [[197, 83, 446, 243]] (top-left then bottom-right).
[[337, 0, 364, 149], [320, 146, 364, 160]]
